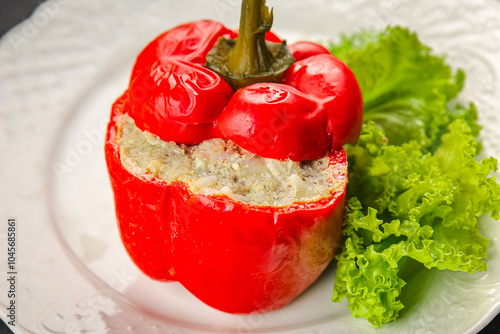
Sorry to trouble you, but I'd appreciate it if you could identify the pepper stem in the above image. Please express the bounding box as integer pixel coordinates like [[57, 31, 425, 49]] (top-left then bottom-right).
[[205, 0, 294, 90], [226, 0, 274, 76]]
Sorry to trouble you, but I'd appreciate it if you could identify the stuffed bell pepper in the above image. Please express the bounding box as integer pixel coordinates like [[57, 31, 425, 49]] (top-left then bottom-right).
[[105, 0, 363, 313]]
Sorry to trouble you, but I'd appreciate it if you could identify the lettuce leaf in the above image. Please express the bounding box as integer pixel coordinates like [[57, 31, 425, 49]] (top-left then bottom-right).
[[330, 27, 468, 150], [330, 27, 500, 327], [333, 121, 499, 327]]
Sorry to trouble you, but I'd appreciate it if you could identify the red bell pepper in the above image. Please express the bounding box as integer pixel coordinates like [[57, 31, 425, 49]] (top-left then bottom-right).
[[105, 0, 362, 314], [106, 94, 347, 313], [126, 21, 362, 159]]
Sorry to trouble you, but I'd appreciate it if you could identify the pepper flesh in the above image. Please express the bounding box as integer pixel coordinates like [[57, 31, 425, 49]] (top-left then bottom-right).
[[105, 94, 348, 313]]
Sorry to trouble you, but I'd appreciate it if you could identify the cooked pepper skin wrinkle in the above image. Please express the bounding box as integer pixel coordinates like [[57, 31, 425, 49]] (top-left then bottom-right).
[[128, 20, 235, 145], [105, 95, 348, 313]]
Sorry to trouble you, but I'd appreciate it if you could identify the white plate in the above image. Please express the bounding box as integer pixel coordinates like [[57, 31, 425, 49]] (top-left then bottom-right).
[[1, 0, 500, 333]]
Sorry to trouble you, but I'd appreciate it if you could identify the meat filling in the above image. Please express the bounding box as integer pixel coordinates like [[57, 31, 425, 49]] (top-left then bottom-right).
[[118, 114, 346, 206]]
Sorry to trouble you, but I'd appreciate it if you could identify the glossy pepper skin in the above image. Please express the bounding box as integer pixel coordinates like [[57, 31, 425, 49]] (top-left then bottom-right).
[[127, 20, 234, 145], [105, 94, 348, 313], [128, 19, 363, 160]]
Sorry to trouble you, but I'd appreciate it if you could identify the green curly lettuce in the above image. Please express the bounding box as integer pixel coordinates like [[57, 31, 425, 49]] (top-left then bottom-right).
[[333, 121, 500, 326], [329, 27, 500, 327], [330, 26, 468, 150]]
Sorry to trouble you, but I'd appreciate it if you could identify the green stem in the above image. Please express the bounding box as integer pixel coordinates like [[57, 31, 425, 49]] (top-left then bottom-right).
[[226, 0, 275, 76], [205, 0, 294, 90]]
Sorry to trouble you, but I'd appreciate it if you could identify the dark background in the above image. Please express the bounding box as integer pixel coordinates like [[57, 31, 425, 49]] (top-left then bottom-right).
[[0, 1, 499, 333]]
